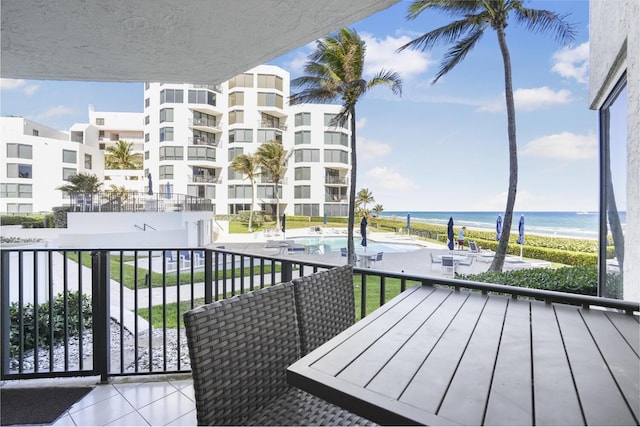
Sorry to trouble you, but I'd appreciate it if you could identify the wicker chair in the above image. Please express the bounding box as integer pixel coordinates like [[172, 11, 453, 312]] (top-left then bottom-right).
[[184, 279, 373, 426], [291, 264, 355, 355]]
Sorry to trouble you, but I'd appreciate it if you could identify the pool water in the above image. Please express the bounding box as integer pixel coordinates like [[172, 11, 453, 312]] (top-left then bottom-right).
[[292, 236, 423, 254]]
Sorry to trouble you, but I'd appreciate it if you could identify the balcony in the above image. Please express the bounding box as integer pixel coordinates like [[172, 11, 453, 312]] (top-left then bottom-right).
[[258, 119, 287, 131], [188, 117, 223, 133], [190, 174, 220, 184], [325, 195, 347, 202], [325, 176, 348, 185], [187, 136, 218, 147]]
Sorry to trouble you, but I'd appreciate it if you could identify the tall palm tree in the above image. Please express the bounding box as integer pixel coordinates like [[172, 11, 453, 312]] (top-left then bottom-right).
[[105, 140, 142, 170], [255, 140, 291, 230], [290, 28, 402, 265], [399, 0, 574, 271], [371, 203, 384, 218], [57, 172, 102, 194], [231, 153, 260, 232], [357, 188, 375, 215]]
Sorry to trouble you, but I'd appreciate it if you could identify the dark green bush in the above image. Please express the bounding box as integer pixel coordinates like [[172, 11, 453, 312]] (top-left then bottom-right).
[[52, 206, 73, 228], [236, 210, 264, 227], [0, 214, 48, 228], [9, 291, 92, 359]]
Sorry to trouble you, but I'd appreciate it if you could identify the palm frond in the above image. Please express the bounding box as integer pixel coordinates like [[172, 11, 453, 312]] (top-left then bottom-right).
[[407, 0, 482, 20], [367, 70, 403, 96], [513, 7, 576, 44], [398, 17, 479, 52], [434, 27, 485, 83]]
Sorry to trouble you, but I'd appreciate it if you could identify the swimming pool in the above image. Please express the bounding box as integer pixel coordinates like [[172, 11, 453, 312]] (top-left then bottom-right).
[[292, 236, 423, 254]]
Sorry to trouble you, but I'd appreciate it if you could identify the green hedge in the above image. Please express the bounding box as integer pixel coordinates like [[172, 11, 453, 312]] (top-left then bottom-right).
[[1, 214, 53, 228]]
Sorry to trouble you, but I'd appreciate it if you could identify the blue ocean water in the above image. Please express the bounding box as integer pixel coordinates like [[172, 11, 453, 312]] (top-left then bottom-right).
[[381, 211, 626, 240]]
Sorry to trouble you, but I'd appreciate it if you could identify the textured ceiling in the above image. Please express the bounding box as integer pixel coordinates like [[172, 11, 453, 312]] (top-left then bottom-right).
[[1, 0, 399, 84]]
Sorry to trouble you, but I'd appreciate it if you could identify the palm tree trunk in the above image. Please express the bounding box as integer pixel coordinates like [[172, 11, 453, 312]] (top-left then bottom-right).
[[347, 107, 357, 265], [249, 179, 255, 232], [274, 181, 281, 231], [489, 26, 518, 272]]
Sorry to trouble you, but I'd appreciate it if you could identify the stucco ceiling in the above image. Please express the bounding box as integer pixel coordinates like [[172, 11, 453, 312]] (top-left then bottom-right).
[[1, 0, 399, 84]]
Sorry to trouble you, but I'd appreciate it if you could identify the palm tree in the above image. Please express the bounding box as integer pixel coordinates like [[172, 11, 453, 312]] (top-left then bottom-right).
[[57, 172, 102, 194], [105, 140, 142, 170], [231, 153, 260, 232], [255, 140, 291, 230], [290, 28, 402, 265], [106, 184, 129, 211], [357, 188, 375, 215], [399, 0, 574, 271], [371, 204, 384, 218]]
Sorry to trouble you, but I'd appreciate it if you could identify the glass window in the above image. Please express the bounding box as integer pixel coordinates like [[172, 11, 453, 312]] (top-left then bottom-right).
[[257, 92, 283, 108], [295, 131, 311, 145], [598, 75, 627, 299], [62, 168, 76, 180], [7, 164, 32, 178], [160, 165, 174, 179], [257, 129, 282, 143], [228, 147, 243, 161], [229, 73, 254, 88], [294, 149, 320, 163], [295, 112, 311, 126], [295, 204, 320, 216], [324, 131, 348, 146], [144, 115, 150, 125], [294, 167, 311, 180], [188, 146, 215, 161], [229, 92, 244, 107], [160, 108, 174, 123], [6, 203, 33, 213], [294, 185, 311, 199], [324, 149, 348, 164], [257, 74, 283, 90], [145, 133, 150, 142], [257, 185, 282, 199], [159, 89, 184, 104], [145, 151, 149, 159], [62, 149, 77, 163], [7, 143, 33, 159], [229, 110, 244, 125], [193, 111, 217, 127], [228, 185, 252, 198], [324, 113, 337, 126], [229, 129, 253, 143], [145, 98, 150, 108], [96, 118, 105, 125], [84, 154, 92, 169], [228, 169, 244, 180], [187, 89, 215, 105], [160, 127, 174, 142], [32, 129, 39, 136], [160, 146, 184, 160]]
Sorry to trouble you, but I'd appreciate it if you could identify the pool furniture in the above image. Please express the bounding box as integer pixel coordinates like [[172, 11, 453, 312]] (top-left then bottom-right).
[[429, 252, 442, 270], [441, 256, 455, 276]]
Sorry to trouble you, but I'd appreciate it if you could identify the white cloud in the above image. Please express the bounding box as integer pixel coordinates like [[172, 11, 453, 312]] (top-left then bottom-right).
[[0, 78, 26, 89], [361, 33, 432, 79], [283, 42, 316, 75], [24, 85, 39, 96], [356, 117, 367, 129], [551, 42, 589, 84], [359, 137, 392, 161], [479, 86, 572, 112], [36, 105, 74, 120], [522, 132, 597, 160], [364, 166, 417, 192]]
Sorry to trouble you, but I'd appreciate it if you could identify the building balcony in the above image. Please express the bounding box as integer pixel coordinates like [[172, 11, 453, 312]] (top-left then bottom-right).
[[188, 118, 223, 133], [190, 175, 220, 184], [325, 176, 348, 185], [325, 195, 348, 203], [258, 119, 287, 131], [188, 136, 218, 147]]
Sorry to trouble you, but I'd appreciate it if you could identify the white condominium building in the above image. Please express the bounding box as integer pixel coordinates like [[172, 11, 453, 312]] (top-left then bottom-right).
[[143, 64, 351, 217]]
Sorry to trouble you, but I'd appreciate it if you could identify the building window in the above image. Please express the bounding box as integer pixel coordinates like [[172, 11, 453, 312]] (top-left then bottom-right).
[[294, 204, 319, 216], [294, 167, 311, 180], [192, 130, 216, 145], [144, 115, 150, 125], [0, 183, 32, 197], [257, 92, 283, 109], [294, 149, 320, 163], [160, 146, 184, 160], [228, 185, 252, 198], [228, 73, 254, 88], [145, 98, 150, 108], [188, 89, 216, 106], [257, 185, 282, 199], [295, 131, 311, 145], [96, 118, 105, 125], [229, 92, 245, 107], [62, 168, 76, 181], [188, 146, 215, 161], [160, 127, 174, 142], [7, 164, 32, 178], [229, 203, 252, 214], [32, 129, 39, 136], [294, 185, 311, 199], [84, 154, 92, 169], [193, 111, 217, 127], [229, 110, 244, 125], [62, 149, 77, 164], [228, 147, 243, 161], [324, 113, 337, 126], [257, 74, 283, 90], [257, 129, 282, 143], [228, 169, 244, 180], [145, 82, 150, 90], [159, 89, 184, 104], [6, 203, 33, 213], [229, 129, 253, 143], [160, 165, 174, 179], [6, 143, 32, 159], [145, 151, 150, 160], [324, 149, 348, 164], [295, 112, 311, 126], [325, 131, 348, 146], [598, 74, 627, 298], [144, 133, 150, 143]]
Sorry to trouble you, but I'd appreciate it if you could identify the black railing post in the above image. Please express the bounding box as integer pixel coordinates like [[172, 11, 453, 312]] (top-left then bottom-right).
[[281, 260, 293, 283], [204, 250, 213, 304], [91, 250, 110, 383], [1, 251, 11, 378]]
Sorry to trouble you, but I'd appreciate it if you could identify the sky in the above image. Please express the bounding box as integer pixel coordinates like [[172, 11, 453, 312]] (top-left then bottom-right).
[[0, 0, 598, 212]]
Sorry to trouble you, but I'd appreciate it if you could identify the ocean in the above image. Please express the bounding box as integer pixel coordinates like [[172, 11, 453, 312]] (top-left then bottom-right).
[[380, 211, 626, 240]]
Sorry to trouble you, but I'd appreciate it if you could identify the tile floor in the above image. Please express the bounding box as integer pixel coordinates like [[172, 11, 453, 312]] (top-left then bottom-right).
[[10, 375, 197, 426]]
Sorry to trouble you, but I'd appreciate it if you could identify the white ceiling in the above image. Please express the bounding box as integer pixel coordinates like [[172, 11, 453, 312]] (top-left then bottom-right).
[[1, 0, 399, 84]]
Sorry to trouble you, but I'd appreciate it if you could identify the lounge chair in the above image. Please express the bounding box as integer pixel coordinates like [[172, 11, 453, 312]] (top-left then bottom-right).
[[371, 252, 383, 268], [457, 256, 474, 274], [441, 256, 455, 277], [429, 252, 442, 270], [340, 247, 347, 257]]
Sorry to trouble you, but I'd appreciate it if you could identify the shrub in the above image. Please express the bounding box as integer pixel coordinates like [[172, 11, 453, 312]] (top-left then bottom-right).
[[52, 206, 73, 228], [0, 214, 48, 228], [9, 291, 92, 359], [236, 210, 264, 227]]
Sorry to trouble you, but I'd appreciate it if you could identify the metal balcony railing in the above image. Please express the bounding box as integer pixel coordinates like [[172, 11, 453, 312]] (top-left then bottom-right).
[[325, 176, 348, 185], [65, 191, 213, 213], [188, 136, 218, 147], [1, 246, 637, 383]]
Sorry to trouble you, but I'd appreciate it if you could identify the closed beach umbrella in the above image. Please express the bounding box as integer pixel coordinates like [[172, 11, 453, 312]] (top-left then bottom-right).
[[518, 215, 525, 258], [165, 182, 171, 199], [496, 215, 503, 240], [147, 173, 153, 196], [360, 216, 368, 250], [406, 213, 411, 232], [281, 214, 286, 234], [323, 212, 327, 225], [447, 217, 454, 250]]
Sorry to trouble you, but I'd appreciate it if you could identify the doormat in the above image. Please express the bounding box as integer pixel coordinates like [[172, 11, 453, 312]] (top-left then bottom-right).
[[1, 387, 93, 425]]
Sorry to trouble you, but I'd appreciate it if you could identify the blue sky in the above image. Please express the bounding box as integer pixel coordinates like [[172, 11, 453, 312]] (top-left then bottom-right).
[[1, 0, 596, 212]]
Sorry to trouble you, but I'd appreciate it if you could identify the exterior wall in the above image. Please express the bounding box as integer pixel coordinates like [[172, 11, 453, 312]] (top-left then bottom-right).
[[0, 117, 104, 213], [589, 0, 640, 301]]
